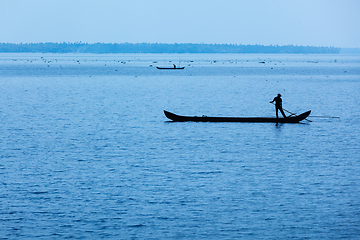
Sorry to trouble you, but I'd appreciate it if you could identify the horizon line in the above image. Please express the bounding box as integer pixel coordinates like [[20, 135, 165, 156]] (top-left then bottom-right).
[[0, 42, 351, 49]]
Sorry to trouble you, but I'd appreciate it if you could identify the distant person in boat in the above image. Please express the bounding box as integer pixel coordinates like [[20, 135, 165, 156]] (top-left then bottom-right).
[[270, 94, 287, 118], [173, 64, 176, 68]]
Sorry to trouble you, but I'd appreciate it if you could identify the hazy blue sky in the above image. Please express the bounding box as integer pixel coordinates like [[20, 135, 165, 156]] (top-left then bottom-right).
[[1, 0, 359, 48]]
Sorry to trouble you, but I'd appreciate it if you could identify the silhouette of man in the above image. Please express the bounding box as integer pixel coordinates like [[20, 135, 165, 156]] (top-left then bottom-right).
[[270, 94, 287, 118]]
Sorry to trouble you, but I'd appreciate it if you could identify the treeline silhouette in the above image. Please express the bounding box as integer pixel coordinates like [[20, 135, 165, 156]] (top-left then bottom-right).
[[0, 42, 340, 54]]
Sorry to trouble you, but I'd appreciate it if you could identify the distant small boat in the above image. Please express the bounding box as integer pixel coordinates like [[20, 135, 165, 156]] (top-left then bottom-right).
[[164, 110, 311, 123], [156, 66, 185, 70]]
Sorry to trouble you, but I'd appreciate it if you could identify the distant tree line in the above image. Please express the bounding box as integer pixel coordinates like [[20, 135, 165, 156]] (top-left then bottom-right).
[[0, 42, 340, 54]]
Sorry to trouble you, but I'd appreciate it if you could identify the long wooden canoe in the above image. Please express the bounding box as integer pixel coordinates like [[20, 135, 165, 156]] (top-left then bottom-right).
[[164, 110, 311, 123], [156, 67, 185, 70]]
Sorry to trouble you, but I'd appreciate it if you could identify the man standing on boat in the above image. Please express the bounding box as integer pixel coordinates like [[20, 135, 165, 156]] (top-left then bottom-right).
[[270, 94, 287, 118]]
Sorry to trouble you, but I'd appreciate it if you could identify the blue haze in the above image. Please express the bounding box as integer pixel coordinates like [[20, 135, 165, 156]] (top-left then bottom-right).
[[0, 53, 360, 239], [0, 43, 340, 54]]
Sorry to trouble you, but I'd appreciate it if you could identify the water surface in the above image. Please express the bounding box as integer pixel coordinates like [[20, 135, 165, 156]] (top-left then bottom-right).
[[1, 53, 359, 239]]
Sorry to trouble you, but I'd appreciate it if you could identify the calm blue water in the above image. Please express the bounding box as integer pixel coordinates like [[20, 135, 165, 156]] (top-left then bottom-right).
[[1, 53, 360, 239]]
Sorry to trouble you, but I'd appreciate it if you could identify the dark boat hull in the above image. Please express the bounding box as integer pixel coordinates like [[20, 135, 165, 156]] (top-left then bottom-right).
[[156, 67, 185, 70], [164, 110, 311, 123]]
